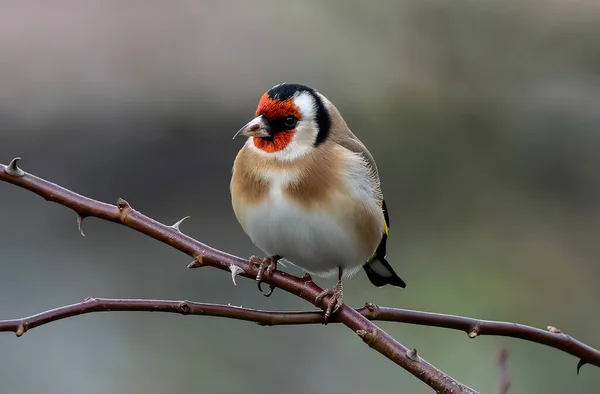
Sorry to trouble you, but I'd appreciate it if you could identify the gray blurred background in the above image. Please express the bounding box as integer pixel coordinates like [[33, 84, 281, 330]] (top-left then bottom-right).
[[1, 1, 599, 393]]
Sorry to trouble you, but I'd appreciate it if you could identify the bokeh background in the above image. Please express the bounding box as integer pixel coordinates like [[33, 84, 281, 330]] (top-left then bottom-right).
[[1, 1, 599, 393]]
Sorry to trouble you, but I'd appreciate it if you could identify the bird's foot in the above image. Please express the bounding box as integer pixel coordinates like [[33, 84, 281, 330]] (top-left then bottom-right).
[[315, 281, 344, 322], [249, 255, 280, 297]]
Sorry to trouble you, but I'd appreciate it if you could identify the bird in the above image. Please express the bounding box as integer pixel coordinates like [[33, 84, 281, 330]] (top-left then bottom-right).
[[230, 82, 406, 320]]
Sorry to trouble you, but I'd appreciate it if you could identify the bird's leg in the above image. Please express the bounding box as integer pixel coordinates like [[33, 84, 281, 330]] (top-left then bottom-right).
[[315, 267, 344, 322], [249, 255, 281, 297]]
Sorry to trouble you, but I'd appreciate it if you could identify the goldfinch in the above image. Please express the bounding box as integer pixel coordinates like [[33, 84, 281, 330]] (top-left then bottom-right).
[[231, 83, 405, 320]]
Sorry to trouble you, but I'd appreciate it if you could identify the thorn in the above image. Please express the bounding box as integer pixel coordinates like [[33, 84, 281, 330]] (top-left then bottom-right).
[[263, 285, 275, 297], [406, 348, 420, 361], [547, 326, 562, 334], [5, 157, 25, 177], [15, 324, 25, 337], [468, 328, 479, 338], [117, 198, 130, 210], [187, 256, 203, 268], [76, 214, 86, 237], [187, 260, 198, 268], [229, 264, 245, 286], [117, 198, 132, 222], [171, 216, 190, 232], [577, 359, 587, 375]]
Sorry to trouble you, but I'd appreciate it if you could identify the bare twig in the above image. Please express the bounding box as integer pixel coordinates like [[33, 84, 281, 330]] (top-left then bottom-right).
[[0, 159, 478, 394], [497, 349, 511, 394], [0, 298, 331, 336], [1, 295, 597, 374], [366, 305, 600, 371]]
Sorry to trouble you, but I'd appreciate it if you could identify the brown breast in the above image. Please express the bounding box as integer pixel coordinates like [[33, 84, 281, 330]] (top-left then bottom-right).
[[231, 142, 384, 261]]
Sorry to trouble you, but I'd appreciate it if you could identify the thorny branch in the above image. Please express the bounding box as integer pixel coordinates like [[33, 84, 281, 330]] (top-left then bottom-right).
[[1, 296, 599, 375], [0, 298, 341, 336], [0, 158, 477, 393], [1, 158, 599, 391]]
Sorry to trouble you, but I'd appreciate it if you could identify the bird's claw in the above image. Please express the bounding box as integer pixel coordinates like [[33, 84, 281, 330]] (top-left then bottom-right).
[[315, 281, 344, 322], [249, 255, 279, 297]]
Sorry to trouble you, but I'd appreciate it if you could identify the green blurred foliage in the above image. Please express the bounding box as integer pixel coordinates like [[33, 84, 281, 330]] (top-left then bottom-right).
[[1, 1, 599, 393]]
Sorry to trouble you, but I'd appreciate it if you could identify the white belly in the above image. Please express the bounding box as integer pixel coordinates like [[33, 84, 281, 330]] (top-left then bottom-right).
[[232, 143, 383, 279], [241, 197, 361, 278]]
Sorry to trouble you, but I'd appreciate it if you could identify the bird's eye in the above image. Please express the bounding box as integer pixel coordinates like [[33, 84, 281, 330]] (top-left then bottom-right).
[[284, 116, 298, 128]]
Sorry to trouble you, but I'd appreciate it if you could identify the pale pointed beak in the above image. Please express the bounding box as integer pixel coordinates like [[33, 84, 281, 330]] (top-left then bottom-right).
[[233, 115, 272, 139]]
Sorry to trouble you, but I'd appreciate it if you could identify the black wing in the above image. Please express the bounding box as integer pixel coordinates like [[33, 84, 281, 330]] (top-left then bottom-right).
[[363, 199, 406, 288]]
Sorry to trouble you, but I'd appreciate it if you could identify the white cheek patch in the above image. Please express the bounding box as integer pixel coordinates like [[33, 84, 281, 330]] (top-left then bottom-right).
[[292, 91, 320, 152], [293, 92, 316, 121]]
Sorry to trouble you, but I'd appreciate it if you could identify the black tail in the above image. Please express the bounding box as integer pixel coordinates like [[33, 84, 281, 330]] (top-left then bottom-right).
[[363, 257, 406, 288]]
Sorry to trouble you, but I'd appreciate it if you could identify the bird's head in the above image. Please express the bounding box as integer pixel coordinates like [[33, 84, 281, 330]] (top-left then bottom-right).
[[234, 83, 331, 161]]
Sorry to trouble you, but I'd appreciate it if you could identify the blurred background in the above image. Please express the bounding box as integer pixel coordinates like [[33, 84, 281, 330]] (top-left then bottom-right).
[[1, 1, 599, 393]]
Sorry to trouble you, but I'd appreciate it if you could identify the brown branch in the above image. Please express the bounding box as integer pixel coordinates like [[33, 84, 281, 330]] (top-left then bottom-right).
[[0, 298, 333, 336], [364, 306, 600, 371], [0, 158, 478, 394], [496, 349, 511, 394], [257, 303, 600, 371], [1, 293, 598, 375]]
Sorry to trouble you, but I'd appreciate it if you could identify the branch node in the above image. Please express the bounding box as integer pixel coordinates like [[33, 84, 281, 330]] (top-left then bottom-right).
[[229, 264, 245, 286], [468, 327, 479, 338], [76, 213, 86, 237], [5, 157, 25, 177], [171, 216, 190, 232], [15, 324, 25, 337], [179, 301, 191, 314], [364, 302, 380, 319], [547, 326, 562, 334], [187, 256, 203, 268], [356, 328, 378, 345], [116, 198, 132, 221], [406, 348, 420, 362]]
